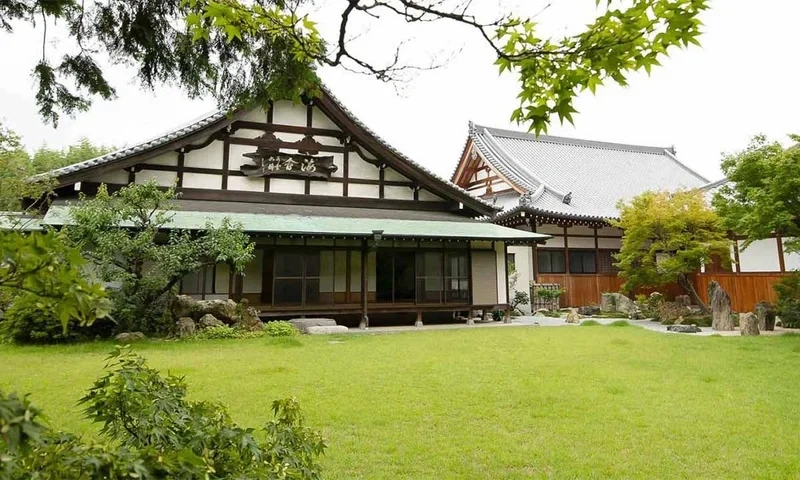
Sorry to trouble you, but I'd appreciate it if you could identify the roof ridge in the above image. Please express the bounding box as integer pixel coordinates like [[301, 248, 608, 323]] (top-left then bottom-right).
[[662, 149, 709, 183], [472, 122, 673, 155]]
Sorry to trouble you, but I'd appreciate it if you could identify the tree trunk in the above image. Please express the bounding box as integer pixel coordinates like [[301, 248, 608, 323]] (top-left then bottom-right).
[[677, 273, 708, 313]]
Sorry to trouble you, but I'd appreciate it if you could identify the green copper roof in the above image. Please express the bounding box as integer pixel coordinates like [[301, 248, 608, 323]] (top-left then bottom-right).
[[42, 205, 548, 243]]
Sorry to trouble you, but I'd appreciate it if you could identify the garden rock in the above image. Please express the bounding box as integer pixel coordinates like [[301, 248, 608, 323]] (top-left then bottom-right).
[[199, 314, 224, 329], [577, 305, 600, 316], [600, 293, 635, 314], [175, 317, 196, 337], [658, 301, 689, 324], [290, 318, 337, 333], [533, 312, 546, 318], [755, 301, 776, 331], [675, 295, 692, 307], [666, 324, 701, 333], [306, 325, 350, 335], [235, 306, 263, 332], [709, 281, 734, 331], [115, 332, 146, 342], [739, 313, 760, 336], [172, 295, 199, 319], [198, 299, 238, 324], [565, 309, 580, 324]]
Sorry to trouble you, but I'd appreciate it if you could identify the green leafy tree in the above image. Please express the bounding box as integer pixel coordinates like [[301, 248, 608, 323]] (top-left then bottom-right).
[[2, 0, 708, 133], [1, 347, 327, 479], [0, 121, 110, 333], [65, 182, 255, 333], [612, 190, 730, 311], [713, 134, 800, 254], [30, 138, 116, 173]]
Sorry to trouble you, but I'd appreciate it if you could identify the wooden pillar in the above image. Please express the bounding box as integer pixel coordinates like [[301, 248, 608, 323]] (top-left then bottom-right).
[[503, 241, 511, 323], [415, 310, 423, 328], [359, 239, 368, 329]]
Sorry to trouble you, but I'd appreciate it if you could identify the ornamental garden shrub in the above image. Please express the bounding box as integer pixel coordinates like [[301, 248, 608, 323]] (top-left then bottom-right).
[[775, 272, 800, 328], [579, 320, 601, 327], [0, 293, 113, 344], [264, 320, 298, 337], [0, 347, 326, 479], [193, 324, 265, 340]]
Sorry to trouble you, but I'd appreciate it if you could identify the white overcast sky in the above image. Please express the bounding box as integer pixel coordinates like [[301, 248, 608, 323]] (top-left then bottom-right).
[[1, 0, 798, 182]]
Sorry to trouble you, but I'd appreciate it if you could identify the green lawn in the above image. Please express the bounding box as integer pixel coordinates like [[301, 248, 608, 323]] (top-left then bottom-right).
[[2, 326, 800, 479]]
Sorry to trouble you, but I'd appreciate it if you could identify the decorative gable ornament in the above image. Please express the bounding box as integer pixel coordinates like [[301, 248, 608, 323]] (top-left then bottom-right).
[[240, 147, 338, 180]]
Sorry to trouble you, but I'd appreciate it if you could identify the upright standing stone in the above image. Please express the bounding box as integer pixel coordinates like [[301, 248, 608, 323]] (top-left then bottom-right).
[[565, 309, 581, 324], [739, 312, 760, 336], [709, 281, 734, 331], [754, 301, 776, 331], [674, 295, 691, 307]]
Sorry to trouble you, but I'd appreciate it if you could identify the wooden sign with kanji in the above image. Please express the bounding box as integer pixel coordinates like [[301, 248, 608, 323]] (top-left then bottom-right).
[[240, 147, 338, 179]]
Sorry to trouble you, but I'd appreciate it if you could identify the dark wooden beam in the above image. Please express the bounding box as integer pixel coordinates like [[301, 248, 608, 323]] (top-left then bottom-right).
[[228, 136, 346, 153], [360, 239, 368, 329], [221, 135, 230, 190], [176, 151, 185, 187]]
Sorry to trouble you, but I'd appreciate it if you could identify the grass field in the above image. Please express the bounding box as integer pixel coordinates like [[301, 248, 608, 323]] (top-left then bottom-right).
[[2, 325, 800, 479]]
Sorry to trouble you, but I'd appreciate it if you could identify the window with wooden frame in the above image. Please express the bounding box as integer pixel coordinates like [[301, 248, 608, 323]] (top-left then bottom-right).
[[537, 249, 566, 274], [597, 250, 620, 274], [569, 250, 597, 274], [445, 251, 470, 303], [180, 264, 215, 297]]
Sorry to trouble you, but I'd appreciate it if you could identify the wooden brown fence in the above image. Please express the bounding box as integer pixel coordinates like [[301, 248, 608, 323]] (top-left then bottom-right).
[[536, 272, 788, 312], [692, 273, 786, 312]]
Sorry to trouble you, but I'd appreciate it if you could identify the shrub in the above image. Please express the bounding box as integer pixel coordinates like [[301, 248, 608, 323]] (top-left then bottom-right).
[[0, 294, 113, 344], [607, 320, 630, 327], [265, 320, 298, 337], [1, 347, 327, 478], [193, 325, 264, 340], [580, 320, 601, 327], [776, 272, 800, 328], [510, 290, 530, 312]]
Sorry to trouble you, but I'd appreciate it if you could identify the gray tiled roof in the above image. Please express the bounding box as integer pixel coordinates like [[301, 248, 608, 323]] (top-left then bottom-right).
[[42, 85, 496, 212], [470, 123, 709, 220], [44, 110, 230, 178]]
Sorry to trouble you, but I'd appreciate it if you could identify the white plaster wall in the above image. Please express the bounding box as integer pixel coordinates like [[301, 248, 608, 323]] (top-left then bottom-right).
[[496, 242, 508, 305], [384, 168, 409, 182], [272, 100, 307, 126], [145, 151, 179, 167], [348, 183, 380, 198], [183, 173, 222, 190], [269, 178, 305, 194], [471, 241, 493, 250], [418, 189, 444, 202], [309, 181, 343, 196], [229, 144, 255, 170], [536, 224, 564, 235], [569, 237, 595, 249], [135, 170, 176, 187], [597, 237, 622, 249], [185, 140, 223, 169], [239, 107, 270, 123], [227, 176, 264, 192], [384, 185, 414, 200], [597, 226, 623, 237], [92, 169, 129, 185], [330, 152, 345, 178], [542, 237, 565, 248], [471, 185, 487, 197], [567, 225, 594, 236], [508, 245, 532, 313], [784, 239, 800, 271], [738, 239, 781, 272], [242, 250, 263, 294], [312, 106, 340, 130], [349, 152, 379, 180]]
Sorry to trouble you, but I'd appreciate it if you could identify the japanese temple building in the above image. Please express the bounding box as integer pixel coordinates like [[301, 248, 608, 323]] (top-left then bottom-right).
[[452, 123, 799, 311], [41, 87, 547, 327]]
